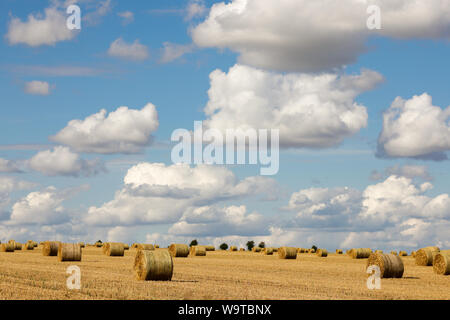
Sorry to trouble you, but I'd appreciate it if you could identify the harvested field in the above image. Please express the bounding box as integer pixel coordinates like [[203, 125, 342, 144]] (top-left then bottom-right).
[[0, 247, 448, 300]]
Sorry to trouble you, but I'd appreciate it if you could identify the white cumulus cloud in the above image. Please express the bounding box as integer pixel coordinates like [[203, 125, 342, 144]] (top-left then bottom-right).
[[107, 38, 149, 61], [24, 81, 51, 96]]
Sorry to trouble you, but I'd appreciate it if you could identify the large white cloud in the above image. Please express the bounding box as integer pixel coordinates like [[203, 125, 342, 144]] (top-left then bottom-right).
[[9, 185, 88, 225], [377, 93, 450, 160], [28, 146, 105, 177], [6, 7, 77, 47], [51, 103, 159, 154], [107, 38, 149, 61], [191, 0, 450, 72], [203, 64, 383, 148], [85, 163, 278, 226], [0, 177, 36, 220]]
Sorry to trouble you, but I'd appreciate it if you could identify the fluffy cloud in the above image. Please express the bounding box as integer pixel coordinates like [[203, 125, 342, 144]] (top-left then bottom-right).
[[186, 0, 207, 21], [169, 205, 269, 237], [85, 163, 278, 226], [9, 185, 88, 225], [377, 93, 450, 160], [0, 177, 36, 220], [6, 7, 77, 47], [51, 103, 159, 154], [28, 146, 105, 177], [191, 0, 450, 72], [159, 42, 194, 63], [107, 38, 149, 61], [24, 81, 51, 96], [0, 158, 22, 173], [371, 165, 432, 181], [203, 64, 383, 148]]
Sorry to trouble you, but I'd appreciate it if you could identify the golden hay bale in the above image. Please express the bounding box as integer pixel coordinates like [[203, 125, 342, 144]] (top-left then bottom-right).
[[346, 249, 354, 256], [297, 248, 306, 253], [124, 244, 129, 250], [106, 243, 125, 256], [252, 247, 262, 253], [229, 246, 238, 251], [367, 253, 404, 278], [399, 251, 407, 256], [278, 247, 297, 259], [239, 248, 245, 251], [131, 243, 138, 249], [309, 248, 316, 254], [415, 246, 440, 266], [264, 247, 274, 255], [32, 241, 38, 247], [411, 251, 416, 257], [58, 243, 82, 262], [9, 241, 22, 250], [351, 248, 372, 259], [316, 249, 328, 257], [0, 243, 15, 252], [78, 242, 85, 248], [22, 242, 34, 250], [375, 250, 383, 254], [169, 244, 189, 257], [42, 241, 61, 256], [335, 249, 343, 254], [273, 248, 278, 252], [155, 245, 159, 248], [204, 245, 215, 251], [134, 249, 173, 281], [95, 241, 103, 247], [136, 244, 155, 251], [391, 251, 398, 255], [433, 252, 450, 275], [189, 245, 206, 257]]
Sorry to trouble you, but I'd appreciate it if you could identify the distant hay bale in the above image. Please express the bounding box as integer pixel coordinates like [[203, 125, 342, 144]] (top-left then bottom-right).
[[391, 251, 398, 256], [229, 246, 237, 251], [375, 250, 383, 254], [131, 243, 138, 249], [32, 242, 38, 247], [309, 248, 316, 254], [106, 243, 125, 256], [415, 246, 440, 266], [95, 241, 103, 247], [42, 241, 61, 256], [367, 253, 404, 278], [58, 243, 82, 262], [239, 248, 245, 251], [298, 248, 306, 253], [411, 251, 416, 257], [433, 252, 450, 275], [22, 242, 34, 250], [78, 242, 85, 248], [189, 246, 206, 257], [134, 250, 173, 281], [346, 249, 354, 256], [278, 247, 297, 259], [204, 245, 215, 251], [252, 247, 262, 253], [272, 248, 278, 252], [351, 248, 372, 259], [124, 244, 129, 250], [169, 244, 189, 257], [264, 247, 274, 255], [9, 241, 22, 250], [399, 251, 407, 256], [335, 249, 343, 254], [0, 243, 14, 252], [136, 244, 155, 251], [316, 249, 328, 257], [155, 245, 159, 248]]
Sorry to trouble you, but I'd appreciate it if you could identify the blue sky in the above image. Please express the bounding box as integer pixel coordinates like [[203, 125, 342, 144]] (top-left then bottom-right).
[[0, 0, 449, 251]]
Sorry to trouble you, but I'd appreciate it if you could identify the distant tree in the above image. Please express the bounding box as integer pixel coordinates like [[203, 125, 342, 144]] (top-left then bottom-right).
[[312, 245, 318, 251], [97, 240, 102, 243], [246, 241, 255, 251], [219, 243, 228, 250], [258, 241, 265, 249], [189, 239, 198, 247]]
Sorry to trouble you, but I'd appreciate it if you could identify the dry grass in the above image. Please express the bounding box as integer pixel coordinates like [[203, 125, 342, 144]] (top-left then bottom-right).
[[0, 248, 449, 300]]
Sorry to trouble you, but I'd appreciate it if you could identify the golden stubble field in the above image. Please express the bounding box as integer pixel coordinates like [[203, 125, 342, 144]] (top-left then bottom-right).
[[0, 247, 448, 300]]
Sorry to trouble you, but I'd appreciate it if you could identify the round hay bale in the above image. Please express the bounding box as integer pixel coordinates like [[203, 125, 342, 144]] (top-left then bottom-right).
[[136, 244, 155, 251], [264, 247, 274, 255], [367, 253, 404, 278], [124, 244, 130, 250], [375, 250, 383, 254], [229, 246, 237, 252], [155, 245, 159, 248], [415, 246, 440, 266], [78, 242, 85, 248], [352, 248, 372, 259], [22, 242, 34, 250], [346, 248, 354, 256], [131, 243, 138, 249], [189, 245, 206, 257], [94, 241, 103, 247], [169, 244, 189, 257], [106, 243, 125, 256], [42, 241, 61, 256], [102, 242, 110, 254], [58, 243, 82, 262], [309, 248, 316, 254], [273, 248, 278, 252], [252, 247, 262, 253], [433, 252, 450, 275], [134, 249, 173, 281], [316, 249, 328, 257], [399, 251, 407, 256], [0, 243, 15, 252], [411, 251, 416, 257], [239, 248, 245, 251], [335, 249, 343, 254], [278, 247, 297, 259], [204, 245, 215, 251], [391, 251, 398, 255]]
